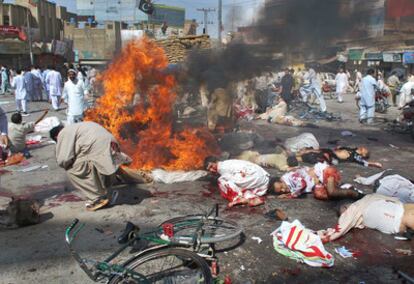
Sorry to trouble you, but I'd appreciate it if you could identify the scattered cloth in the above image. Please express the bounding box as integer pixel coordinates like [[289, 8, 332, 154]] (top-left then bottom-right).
[[26, 134, 43, 145], [34, 116, 61, 133], [341, 130, 355, 137], [284, 133, 319, 153], [272, 220, 334, 268], [237, 150, 290, 171], [335, 246, 361, 258], [151, 169, 208, 184]]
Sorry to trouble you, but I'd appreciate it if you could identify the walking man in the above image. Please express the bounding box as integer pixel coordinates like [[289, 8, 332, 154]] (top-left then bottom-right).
[[23, 67, 35, 101], [335, 68, 348, 103], [0, 66, 10, 95], [45, 66, 63, 111], [300, 66, 327, 112], [11, 70, 29, 116], [31, 66, 44, 101], [359, 68, 378, 124]]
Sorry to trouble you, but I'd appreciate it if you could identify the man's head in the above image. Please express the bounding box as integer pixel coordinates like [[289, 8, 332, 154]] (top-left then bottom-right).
[[11, 112, 22, 124], [49, 125, 65, 142], [16, 69, 22, 75], [67, 69, 77, 81], [287, 155, 299, 167], [204, 156, 219, 173], [269, 178, 290, 195], [356, 146, 369, 158], [367, 68, 375, 76], [337, 200, 352, 216], [339, 68, 344, 73]]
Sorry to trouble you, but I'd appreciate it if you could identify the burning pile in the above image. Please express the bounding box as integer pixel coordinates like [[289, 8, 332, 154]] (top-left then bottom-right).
[[86, 38, 219, 171]]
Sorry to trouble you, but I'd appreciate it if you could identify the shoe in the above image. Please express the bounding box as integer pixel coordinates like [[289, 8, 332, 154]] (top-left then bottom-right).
[[85, 197, 109, 211], [118, 221, 139, 244], [21, 112, 30, 117]]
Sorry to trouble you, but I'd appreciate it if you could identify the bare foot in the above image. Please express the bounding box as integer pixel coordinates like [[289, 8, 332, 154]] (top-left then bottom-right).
[[248, 197, 265, 207]]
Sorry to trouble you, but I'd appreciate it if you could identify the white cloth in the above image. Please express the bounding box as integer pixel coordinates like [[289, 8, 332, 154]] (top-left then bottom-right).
[[280, 167, 314, 197], [62, 79, 87, 116], [335, 73, 348, 93], [34, 116, 61, 133], [360, 75, 377, 107], [217, 160, 270, 202], [11, 75, 27, 100], [50, 94, 60, 110], [399, 81, 414, 108], [354, 171, 414, 203], [15, 99, 27, 113], [284, 132, 319, 153], [272, 220, 334, 268], [152, 169, 208, 184], [363, 198, 404, 234], [314, 162, 329, 183], [45, 70, 63, 97], [359, 103, 375, 123]]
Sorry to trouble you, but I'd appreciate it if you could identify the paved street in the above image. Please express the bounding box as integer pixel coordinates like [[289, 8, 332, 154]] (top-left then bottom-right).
[[0, 93, 414, 284]]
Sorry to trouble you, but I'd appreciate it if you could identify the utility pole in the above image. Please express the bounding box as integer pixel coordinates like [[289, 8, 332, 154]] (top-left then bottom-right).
[[218, 0, 222, 44], [197, 8, 215, 35], [26, 9, 34, 65]]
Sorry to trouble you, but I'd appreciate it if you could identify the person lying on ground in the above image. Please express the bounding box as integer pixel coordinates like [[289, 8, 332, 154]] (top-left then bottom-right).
[[318, 194, 414, 242], [236, 146, 298, 171], [50, 121, 133, 211], [204, 157, 272, 207], [296, 146, 383, 168], [270, 162, 362, 200], [257, 96, 317, 128], [354, 170, 414, 203], [8, 110, 48, 158]]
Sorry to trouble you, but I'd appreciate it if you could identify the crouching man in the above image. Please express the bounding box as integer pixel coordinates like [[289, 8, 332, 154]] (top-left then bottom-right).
[[205, 157, 271, 207], [50, 121, 132, 211], [318, 194, 414, 242]]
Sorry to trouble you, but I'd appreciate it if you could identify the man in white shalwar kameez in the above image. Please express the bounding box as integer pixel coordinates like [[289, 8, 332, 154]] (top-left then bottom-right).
[[51, 121, 132, 211], [62, 69, 88, 124], [205, 158, 270, 207], [45, 67, 63, 110], [11, 70, 29, 116], [335, 68, 348, 103], [299, 67, 327, 112]]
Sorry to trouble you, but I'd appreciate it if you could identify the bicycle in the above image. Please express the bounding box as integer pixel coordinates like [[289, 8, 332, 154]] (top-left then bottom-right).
[[65, 204, 243, 283]]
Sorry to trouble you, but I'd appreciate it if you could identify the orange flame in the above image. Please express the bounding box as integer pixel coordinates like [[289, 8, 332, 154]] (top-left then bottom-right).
[[85, 38, 219, 171]]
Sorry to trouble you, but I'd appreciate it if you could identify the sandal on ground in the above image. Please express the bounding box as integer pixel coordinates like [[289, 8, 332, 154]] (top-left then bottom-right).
[[85, 197, 110, 212]]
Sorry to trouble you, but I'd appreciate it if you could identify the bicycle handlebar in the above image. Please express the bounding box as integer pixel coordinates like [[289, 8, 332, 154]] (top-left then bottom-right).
[[65, 218, 83, 245]]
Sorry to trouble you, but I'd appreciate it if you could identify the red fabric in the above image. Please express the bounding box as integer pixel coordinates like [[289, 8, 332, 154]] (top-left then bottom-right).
[[387, 0, 414, 19], [218, 182, 239, 202], [322, 166, 341, 186]]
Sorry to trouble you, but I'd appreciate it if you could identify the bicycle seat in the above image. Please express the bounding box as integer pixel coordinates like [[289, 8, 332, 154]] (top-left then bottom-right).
[[118, 221, 139, 244]]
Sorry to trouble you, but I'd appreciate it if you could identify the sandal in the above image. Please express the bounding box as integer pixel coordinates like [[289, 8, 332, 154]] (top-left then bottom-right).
[[86, 197, 110, 212]]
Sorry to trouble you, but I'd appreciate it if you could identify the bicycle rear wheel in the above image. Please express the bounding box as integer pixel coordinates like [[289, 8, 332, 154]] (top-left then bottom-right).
[[159, 215, 242, 244], [109, 247, 213, 284]]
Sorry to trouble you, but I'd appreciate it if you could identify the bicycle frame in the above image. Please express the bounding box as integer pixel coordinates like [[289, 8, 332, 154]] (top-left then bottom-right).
[[65, 204, 220, 282]]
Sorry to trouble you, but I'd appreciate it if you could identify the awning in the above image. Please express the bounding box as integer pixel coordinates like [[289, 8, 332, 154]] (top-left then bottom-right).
[[383, 53, 402, 62], [403, 52, 414, 64]]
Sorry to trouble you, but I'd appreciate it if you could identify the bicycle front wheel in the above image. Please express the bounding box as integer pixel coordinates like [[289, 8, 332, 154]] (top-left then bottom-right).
[[159, 215, 242, 244], [109, 247, 213, 284]]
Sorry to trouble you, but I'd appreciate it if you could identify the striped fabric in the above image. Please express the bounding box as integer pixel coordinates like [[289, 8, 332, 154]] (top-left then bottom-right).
[[271, 220, 334, 268]]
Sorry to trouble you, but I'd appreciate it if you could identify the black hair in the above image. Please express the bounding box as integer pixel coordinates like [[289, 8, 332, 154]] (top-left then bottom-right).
[[203, 156, 218, 169], [50, 125, 65, 142], [11, 112, 22, 124], [287, 155, 298, 167], [16, 69, 22, 75], [336, 200, 353, 217], [367, 68, 375, 75], [267, 176, 282, 195]]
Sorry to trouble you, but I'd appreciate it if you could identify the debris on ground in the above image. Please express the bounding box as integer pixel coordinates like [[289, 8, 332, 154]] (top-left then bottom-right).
[[395, 248, 412, 256], [389, 144, 399, 149], [251, 236, 263, 244], [272, 220, 334, 267], [265, 208, 288, 221], [335, 246, 361, 259], [341, 130, 355, 137]]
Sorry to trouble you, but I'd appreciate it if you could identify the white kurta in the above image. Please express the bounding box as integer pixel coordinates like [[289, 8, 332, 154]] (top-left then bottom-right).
[[45, 70, 63, 97], [11, 75, 27, 100], [62, 79, 87, 116], [399, 81, 414, 108], [335, 73, 348, 93], [217, 159, 270, 202]]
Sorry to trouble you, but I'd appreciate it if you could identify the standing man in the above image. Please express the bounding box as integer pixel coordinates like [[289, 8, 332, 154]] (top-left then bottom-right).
[[359, 68, 378, 124], [62, 69, 88, 124], [335, 68, 348, 103], [300, 66, 327, 112], [23, 66, 35, 101], [280, 68, 294, 108], [11, 70, 29, 116], [387, 72, 400, 106], [354, 69, 362, 92], [0, 66, 10, 95], [42, 65, 51, 99], [31, 66, 43, 101], [45, 66, 63, 111], [50, 121, 132, 211]]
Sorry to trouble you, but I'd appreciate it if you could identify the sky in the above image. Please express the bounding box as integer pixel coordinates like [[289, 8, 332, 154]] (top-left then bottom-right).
[[25, 0, 264, 37]]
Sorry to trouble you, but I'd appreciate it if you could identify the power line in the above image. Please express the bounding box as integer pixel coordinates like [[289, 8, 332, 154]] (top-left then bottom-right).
[[197, 8, 216, 35]]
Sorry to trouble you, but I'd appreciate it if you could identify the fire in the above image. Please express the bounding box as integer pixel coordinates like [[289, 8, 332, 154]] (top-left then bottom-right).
[[85, 38, 219, 171]]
